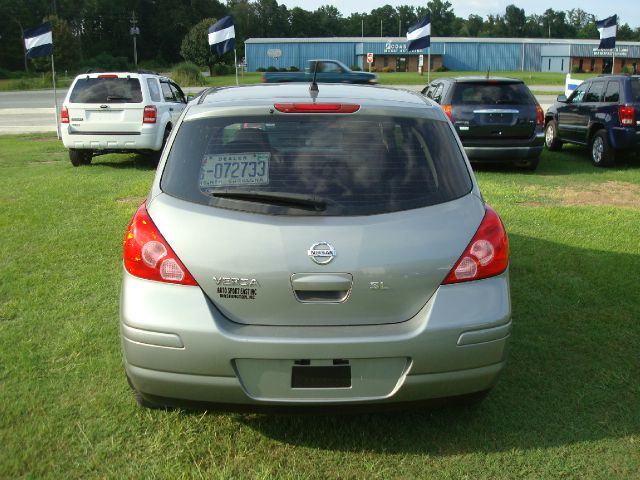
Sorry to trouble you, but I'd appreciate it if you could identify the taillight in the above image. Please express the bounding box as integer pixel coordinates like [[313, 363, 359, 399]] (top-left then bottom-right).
[[618, 105, 635, 126], [61, 106, 69, 124], [123, 203, 198, 286], [143, 105, 157, 124], [442, 204, 509, 284], [98, 74, 119, 79], [441, 104, 453, 122], [536, 104, 544, 126], [274, 103, 360, 113]]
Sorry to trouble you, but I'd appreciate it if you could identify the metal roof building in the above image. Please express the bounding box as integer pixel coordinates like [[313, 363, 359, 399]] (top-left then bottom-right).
[[245, 37, 640, 74]]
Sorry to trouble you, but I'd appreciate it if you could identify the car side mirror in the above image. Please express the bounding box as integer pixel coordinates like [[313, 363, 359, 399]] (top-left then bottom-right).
[[557, 95, 567, 103], [186, 94, 195, 103]]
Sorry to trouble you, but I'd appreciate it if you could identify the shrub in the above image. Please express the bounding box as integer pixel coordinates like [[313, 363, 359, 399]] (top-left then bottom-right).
[[435, 66, 449, 72], [213, 63, 234, 76], [0, 68, 11, 79], [171, 62, 205, 86], [256, 67, 266, 72], [370, 67, 377, 72], [381, 66, 393, 73], [621, 65, 633, 74], [350, 65, 361, 71], [266, 66, 278, 72], [288, 66, 299, 72], [572, 65, 582, 74], [80, 53, 129, 72]]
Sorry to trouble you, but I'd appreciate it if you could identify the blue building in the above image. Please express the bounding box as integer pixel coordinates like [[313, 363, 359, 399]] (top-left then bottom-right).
[[245, 37, 640, 74]]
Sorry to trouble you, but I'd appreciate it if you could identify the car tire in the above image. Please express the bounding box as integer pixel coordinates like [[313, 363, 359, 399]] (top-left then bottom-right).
[[590, 129, 615, 167], [544, 120, 562, 151], [514, 156, 540, 171], [69, 149, 92, 167], [126, 375, 164, 409]]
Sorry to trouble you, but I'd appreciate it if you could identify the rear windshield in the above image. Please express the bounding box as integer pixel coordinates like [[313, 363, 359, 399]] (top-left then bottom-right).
[[631, 79, 640, 102], [69, 78, 142, 103], [453, 82, 535, 105], [161, 114, 472, 216]]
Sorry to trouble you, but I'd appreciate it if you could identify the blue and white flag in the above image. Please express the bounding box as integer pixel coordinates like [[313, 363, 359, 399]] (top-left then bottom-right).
[[209, 16, 235, 56], [407, 15, 431, 51], [596, 15, 617, 50], [24, 22, 53, 58]]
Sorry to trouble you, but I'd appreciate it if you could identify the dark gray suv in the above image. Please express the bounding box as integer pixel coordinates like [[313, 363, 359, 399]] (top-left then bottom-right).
[[422, 77, 544, 171]]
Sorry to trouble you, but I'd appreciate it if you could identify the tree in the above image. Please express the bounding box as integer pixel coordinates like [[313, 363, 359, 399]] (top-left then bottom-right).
[[180, 18, 217, 75], [426, 0, 457, 36], [504, 5, 526, 37]]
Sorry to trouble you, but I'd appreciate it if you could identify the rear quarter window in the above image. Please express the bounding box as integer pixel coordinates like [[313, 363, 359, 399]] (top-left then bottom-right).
[[452, 82, 535, 105], [161, 114, 472, 216], [630, 79, 640, 102], [147, 78, 162, 102], [69, 78, 142, 103]]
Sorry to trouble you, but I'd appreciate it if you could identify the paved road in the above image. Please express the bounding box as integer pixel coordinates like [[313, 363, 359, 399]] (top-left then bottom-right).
[[0, 86, 558, 135]]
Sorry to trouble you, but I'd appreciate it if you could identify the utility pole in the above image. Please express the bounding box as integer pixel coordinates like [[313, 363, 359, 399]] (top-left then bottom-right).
[[380, 19, 382, 37], [130, 11, 140, 68], [398, 16, 401, 37], [361, 18, 364, 37]]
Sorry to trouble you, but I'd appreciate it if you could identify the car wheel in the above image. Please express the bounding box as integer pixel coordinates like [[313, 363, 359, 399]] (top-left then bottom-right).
[[514, 156, 540, 171], [590, 130, 615, 167], [69, 149, 92, 167], [544, 120, 562, 151]]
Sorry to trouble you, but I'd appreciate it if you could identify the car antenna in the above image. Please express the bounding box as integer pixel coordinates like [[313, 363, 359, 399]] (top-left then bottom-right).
[[309, 61, 319, 99]]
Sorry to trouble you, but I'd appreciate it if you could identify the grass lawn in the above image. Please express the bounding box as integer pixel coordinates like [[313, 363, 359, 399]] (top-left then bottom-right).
[[0, 135, 639, 478]]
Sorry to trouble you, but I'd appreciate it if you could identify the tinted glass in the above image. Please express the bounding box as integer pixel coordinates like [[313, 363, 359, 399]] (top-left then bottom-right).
[[584, 82, 604, 102], [161, 82, 175, 102], [452, 82, 535, 105], [69, 78, 142, 103], [147, 78, 161, 102], [631, 79, 640, 102], [161, 115, 472, 216], [170, 83, 185, 103], [604, 81, 620, 102], [569, 83, 587, 103]]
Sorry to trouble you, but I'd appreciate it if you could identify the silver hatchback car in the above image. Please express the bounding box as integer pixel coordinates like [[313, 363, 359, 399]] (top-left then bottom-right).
[[120, 83, 511, 409]]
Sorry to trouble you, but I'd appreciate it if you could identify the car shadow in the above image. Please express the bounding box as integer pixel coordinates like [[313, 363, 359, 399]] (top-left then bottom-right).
[[224, 233, 639, 454], [91, 152, 158, 171], [471, 146, 640, 176]]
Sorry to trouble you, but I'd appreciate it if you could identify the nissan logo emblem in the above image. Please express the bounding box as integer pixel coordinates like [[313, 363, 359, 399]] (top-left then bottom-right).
[[307, 242, 336, 265]]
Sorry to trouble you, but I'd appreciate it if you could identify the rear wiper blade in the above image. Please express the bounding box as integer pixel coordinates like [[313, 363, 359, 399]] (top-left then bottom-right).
[[211, 190, 326, 211], [106, 95, 131, 101]]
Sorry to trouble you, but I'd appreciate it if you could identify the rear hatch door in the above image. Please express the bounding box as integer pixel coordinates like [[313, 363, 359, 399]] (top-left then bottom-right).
[[451, 81, 538, 141], [149, 193, 485, 327], [67, 76, 144, 133]]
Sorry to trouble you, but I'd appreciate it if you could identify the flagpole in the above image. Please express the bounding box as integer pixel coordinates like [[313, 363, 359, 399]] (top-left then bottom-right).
[[51, 53, 61, 139], [427, 47, 431, 83], [234, 49, 239, 85], [612, 50, 615, 75]]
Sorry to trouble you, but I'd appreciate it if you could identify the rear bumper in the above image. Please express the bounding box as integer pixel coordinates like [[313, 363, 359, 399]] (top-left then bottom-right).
[[464, 131, 544, 161], [61, 126, 162, 151], [610, 127, 640, 150], [121, 269, 511, 406]]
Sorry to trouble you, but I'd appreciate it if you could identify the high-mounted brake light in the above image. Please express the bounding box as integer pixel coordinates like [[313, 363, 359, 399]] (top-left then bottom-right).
[[274, 103, 360, 113], [61, 106, 69, 124], [98, 74, 119, 79], [441, 104, 453, 122], [618, 105, 635, 126], [143, 105, 157, 124], [536, 104, 544, 126], [123, 203, 198, 286], [442, 204, 509, 284]]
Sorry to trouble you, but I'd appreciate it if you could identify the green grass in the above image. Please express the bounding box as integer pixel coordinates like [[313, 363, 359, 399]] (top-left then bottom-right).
[[1, 135, 639, 478]]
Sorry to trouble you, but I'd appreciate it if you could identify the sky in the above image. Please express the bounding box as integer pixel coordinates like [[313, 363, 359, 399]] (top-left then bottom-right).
[[278, 1, 640, 30]]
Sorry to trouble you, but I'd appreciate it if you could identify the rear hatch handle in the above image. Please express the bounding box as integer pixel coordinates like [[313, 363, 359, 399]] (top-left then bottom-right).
[[290, 273, 353, 303]]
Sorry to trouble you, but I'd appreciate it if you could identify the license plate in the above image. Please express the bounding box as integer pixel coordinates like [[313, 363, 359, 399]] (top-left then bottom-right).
[[200, 152, 270, 188], [291, 365, 351, 389]]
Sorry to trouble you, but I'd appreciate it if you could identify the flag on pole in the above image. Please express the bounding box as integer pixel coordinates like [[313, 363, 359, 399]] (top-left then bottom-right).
[[209, 16, 235, 56], [596, 15, 617, 49], [407, 15, 431, 51], [24, 22, 53, 58]]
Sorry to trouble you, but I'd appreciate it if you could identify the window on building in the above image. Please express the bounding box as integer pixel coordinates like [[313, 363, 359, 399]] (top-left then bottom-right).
[[579, 58, 584, 71], [591, 59, 596, 71], [383, 56, 389, 67]]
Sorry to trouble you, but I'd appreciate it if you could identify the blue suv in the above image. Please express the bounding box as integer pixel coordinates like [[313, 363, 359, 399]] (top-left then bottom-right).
[[544, 75, 640, 166]]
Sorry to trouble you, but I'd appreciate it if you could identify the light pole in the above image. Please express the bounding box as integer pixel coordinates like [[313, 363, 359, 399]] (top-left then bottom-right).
[[130, 11, 140, 68]]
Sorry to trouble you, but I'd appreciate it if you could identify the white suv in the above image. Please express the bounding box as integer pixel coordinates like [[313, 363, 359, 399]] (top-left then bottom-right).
[[60, 72, 187, 166]]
